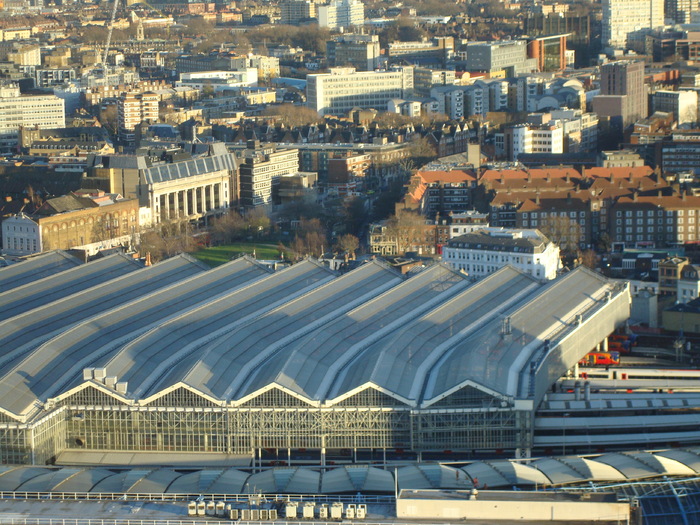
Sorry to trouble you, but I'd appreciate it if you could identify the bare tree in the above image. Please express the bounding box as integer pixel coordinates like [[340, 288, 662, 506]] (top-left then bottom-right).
[[539, 216, 582, 253], [245, 207, 271, 238], [289, 217, 327, 258], [139, 220, 196, 262], [385, 208, 429, 255], [210, 211, 246, 244], [336, 233, 359, 257], [578, 249, 598, 270], [261, 104, 321, 127]]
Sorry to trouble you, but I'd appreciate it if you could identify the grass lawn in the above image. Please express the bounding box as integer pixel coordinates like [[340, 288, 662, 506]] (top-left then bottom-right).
[[193, 243, 281, 267]]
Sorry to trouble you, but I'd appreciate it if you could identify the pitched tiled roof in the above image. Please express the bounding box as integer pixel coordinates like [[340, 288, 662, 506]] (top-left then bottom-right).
[[415, 169, 476, 184], [614, 194, 700, 209], [585, 166, 654, 179], [480, 168, 579, 181]]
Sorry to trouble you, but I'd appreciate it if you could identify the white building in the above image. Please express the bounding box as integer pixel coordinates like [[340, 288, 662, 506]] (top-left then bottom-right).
[[442, 228, 561, 280], [1, 213, 40, 256], [307, 66, 413, 116], [653, 90, 698, 126], [602, 0, 664, 49], [318, 0, 364, 29], [176, 70, 258, 92], [0, 84, 64, 152], [448, 210, 490, 238], [677, 264, 700, 303], [503, 122, 565, 161], [239, 141, 300, 208]]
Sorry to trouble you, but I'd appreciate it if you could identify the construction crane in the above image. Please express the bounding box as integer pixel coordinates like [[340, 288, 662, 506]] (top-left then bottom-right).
[[101, 0, 120, 71]]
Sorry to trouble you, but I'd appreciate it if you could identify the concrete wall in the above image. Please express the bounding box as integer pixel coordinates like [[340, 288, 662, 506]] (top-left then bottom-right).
[[534, 284, 631, 406], [397, 493, 630, 522]]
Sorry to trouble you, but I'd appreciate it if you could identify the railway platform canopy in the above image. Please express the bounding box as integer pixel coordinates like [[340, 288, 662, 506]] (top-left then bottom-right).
[[0, 447, 698, 494], [0, 253, 630, 463]]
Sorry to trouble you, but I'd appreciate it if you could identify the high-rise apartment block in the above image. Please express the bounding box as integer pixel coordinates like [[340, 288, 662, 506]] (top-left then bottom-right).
[[307, 66, 413, 116], [327, 34, 380, 71], [592, 60, 648, 132], [318, 0, 364, 29], [117, 91, 159, 143], [602, 0, 663, 49], [665, 0, 699, 24], [280, 0, 316, 24]]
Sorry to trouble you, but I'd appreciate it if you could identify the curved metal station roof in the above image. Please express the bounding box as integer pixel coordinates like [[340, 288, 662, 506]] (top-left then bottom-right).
[[0, 257, 623, 420], [4, 449, 700, 493], [0, 250, 82, 293], [0, 253, 142, 322]]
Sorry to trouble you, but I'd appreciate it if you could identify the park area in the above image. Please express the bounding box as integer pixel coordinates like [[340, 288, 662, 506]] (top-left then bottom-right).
[[193, 243, 281, 267]]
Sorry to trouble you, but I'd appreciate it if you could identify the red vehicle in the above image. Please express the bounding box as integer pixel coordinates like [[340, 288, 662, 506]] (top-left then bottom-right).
[[608, 341, 631, 354], [609, 333, 638, 346], [579, 351, 621, 366]]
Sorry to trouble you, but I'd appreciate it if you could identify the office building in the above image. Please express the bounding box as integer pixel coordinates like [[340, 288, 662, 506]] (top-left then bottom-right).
[[463, 40, 538, 76], [0, 83, 64, 153], [414, 67, 456, 96], [387, 37, 453, 67], [527, 34, 568, 72], [239, 140, 300, 208], [653, 90, 697, 126], [327, 34, 381, 71], [307, 66, 414, 116], [662, 132, 700, 174], [602, 0, 663, 49]]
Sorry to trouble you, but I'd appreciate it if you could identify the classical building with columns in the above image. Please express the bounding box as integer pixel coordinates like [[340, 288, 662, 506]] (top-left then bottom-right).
[[84, 142, 238, 224]]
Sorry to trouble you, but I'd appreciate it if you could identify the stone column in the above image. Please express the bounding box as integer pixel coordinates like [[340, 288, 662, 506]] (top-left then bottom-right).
[[198, 186, 205, 214], [173, 191, 179, 219]]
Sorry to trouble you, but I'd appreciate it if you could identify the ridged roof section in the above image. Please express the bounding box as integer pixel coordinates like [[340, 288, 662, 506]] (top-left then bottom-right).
[[329, 266, 538, 404], [0, 251, 81, 293], [0, 255, 267, 417], [423, 267, 614, 403], [10, 446, 700, 492], [0, 253, 141, 322], [142, 153, 236, 185], [0, 256, 218, 368], [236, 264, 469, 403], [168, 260, 404, 401], [99, 259, 335, 399]]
